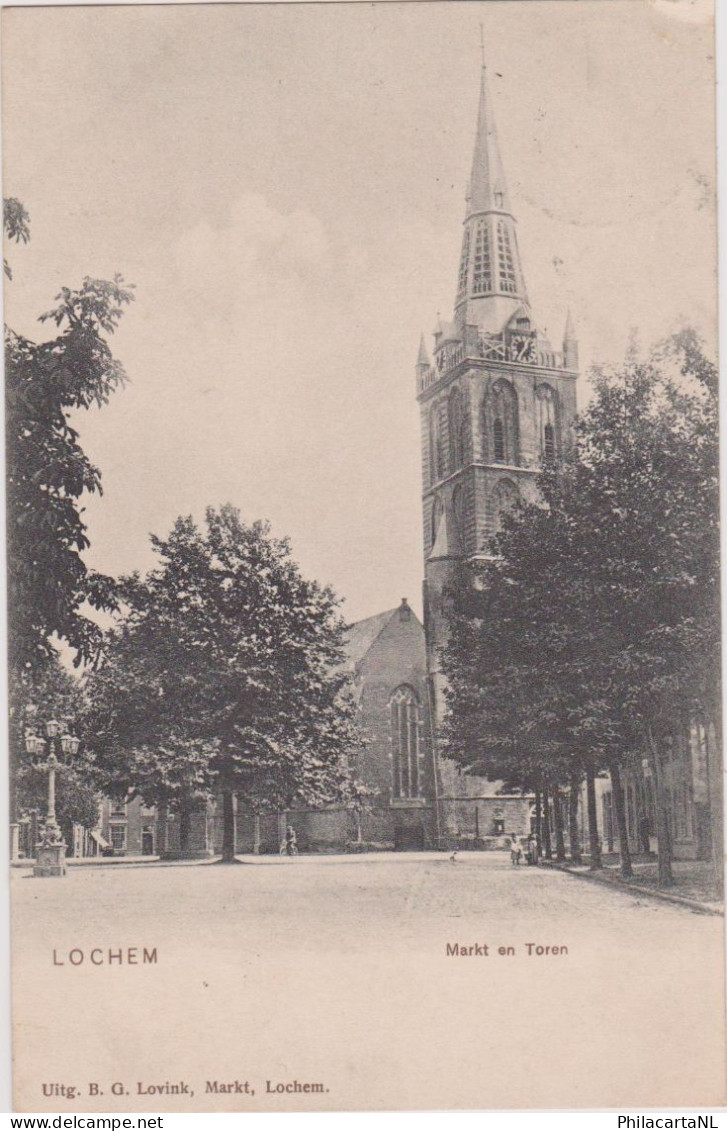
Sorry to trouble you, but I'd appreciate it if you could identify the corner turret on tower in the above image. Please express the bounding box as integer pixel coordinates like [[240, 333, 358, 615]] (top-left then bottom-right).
[[416, 333, 430, 374], [416, 59, 580, 394], [563, 309, 579, 371]]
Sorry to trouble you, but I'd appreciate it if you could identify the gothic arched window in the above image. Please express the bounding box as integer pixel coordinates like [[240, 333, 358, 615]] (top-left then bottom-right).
[[430, 495, 444, 549], [473, 220, 492, 296], [459, 413, 469, 467], [390, 685, 421, 799], [448, 387, 463, 471], [497, 220, 517, 294], [452, 483, 467, 549], [486, 379, 519, 465], [491, 478, 519, 538], [429, 406, 442, 485], [536, 384, 559, 464], [493, 419, 505, 462], [544, 423, 556, 462], [457, 228, 471, 300]]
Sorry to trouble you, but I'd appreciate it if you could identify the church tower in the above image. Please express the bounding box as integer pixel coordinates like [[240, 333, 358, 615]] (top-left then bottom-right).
[[417, 61, 579, 834]]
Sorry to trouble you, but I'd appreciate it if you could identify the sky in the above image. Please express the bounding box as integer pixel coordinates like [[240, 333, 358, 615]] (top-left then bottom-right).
[[1, 0, 717, 625]]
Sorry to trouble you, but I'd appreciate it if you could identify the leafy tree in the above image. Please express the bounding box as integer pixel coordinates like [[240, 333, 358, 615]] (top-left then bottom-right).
[[568, 331, 719, 885], [3, 197, 30, 279], [4, 197, 134, 674], [442, 331, 719, 889], [442, 511, 593, 867], [82, 641, 219, 857], [4, 197, 134, 835], [346, 780, 380, 845], [85, 505, 360, 859]]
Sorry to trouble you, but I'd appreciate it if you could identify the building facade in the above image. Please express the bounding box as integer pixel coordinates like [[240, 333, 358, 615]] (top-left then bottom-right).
[[416, 62, 579, 835], [218, 598, 438, 853], [589, 719, 721, 864], [98, 795, 158, 857], [341, 598, 437, 850], [13, 795, 162, 861]]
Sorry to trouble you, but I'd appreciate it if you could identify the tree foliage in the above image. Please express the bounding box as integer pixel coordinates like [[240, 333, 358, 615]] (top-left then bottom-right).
[[569, 329, 719, 733], [85, 505, 360, 852], [3, 197, 30, 279], [4, 198, 134, 673], [441, 331, 719, 878]]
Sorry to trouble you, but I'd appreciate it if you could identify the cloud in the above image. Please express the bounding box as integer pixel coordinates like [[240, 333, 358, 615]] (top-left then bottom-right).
[[175, 192, 331, 307]]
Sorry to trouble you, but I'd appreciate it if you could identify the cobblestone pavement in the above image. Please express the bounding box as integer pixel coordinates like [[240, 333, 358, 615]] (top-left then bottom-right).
[[11, 852, 726, 1112]]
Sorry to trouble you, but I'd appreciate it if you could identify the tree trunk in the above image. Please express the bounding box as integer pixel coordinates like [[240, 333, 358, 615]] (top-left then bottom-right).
[[157, 803, 169, 858], [553, 787, 566, 862], [585, 762, 602, 870], [568, 772, 582, 864], [542, 782, 553, 860], [178, 804, 191, 857], [220, 788, 237, 863], [9, 713, 19, 828], [253, 812, 261, 856], [702, 717, 723, 899], [609, 760, 633, 879], [534, 788, 542, 847], [645, 725, 674, 888]]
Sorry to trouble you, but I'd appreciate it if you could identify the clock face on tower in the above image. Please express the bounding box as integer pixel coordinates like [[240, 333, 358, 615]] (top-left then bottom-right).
[[508, 332, 537, 363]]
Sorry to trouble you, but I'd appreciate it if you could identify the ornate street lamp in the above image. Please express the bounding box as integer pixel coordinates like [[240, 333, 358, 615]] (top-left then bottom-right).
[[25, 718, 81, 878]]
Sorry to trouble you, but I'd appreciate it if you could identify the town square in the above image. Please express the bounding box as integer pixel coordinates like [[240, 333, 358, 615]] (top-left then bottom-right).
[[3, 0, 722, 1113], [11, 852, 726, 1110]]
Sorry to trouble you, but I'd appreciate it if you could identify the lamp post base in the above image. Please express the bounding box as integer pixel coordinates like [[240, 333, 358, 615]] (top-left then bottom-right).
[[34, 840, 67, 877]]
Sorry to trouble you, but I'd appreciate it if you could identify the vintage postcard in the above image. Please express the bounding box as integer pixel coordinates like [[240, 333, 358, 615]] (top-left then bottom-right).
[[4, 0, 724, 1113]]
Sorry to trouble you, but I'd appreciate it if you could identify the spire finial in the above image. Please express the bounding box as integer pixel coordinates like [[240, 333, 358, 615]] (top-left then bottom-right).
[[453, 57, 529, 325], [466, 53, 511, 218]]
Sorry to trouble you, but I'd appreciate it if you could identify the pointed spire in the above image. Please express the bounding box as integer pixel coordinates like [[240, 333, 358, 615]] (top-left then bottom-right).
[[467, 61, 511, 219], [453, 62, 528, 334], [417, 333, 429, 367], [564, 308, 576, 339]]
